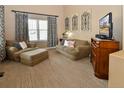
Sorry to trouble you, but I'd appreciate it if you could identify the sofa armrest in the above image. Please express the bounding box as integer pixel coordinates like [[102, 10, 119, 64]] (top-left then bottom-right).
[[6, 46, 19, 60]]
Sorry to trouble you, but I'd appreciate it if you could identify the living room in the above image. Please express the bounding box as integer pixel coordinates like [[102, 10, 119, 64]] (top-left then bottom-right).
[[0, 5, 124, 88]]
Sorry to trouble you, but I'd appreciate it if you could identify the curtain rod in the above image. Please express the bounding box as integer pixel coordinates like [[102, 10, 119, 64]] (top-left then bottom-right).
[[11, 10, 59, 17]]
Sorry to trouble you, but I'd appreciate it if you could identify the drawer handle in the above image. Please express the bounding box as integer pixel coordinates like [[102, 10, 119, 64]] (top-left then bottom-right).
[[91, 44, 97, 48]]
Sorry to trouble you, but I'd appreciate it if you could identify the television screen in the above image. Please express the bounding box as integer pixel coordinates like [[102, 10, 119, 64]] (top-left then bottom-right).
[[99, 12, 112, 39]]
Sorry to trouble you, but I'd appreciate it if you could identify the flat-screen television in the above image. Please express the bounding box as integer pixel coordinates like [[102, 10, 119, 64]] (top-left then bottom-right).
[[99, 12, 113, 39]]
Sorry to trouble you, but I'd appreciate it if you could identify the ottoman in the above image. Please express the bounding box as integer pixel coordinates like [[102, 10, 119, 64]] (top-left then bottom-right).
[[20, 49, 48, 66]]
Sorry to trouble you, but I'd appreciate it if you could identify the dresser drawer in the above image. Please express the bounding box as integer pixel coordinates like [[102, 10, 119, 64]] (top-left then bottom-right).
[[91, 42, 99, 49]]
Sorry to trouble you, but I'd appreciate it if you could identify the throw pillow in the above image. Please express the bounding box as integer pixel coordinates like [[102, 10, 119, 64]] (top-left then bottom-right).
[[60, 39, 65, 45], [64, 40, 69, 46], [68, 41, 75, 48], [13, 42, 22, 50], [19, 41, 28, 49]]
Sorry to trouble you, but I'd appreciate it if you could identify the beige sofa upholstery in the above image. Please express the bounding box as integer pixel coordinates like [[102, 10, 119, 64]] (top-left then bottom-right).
[[6, 40, 38, 61], [6, 40, 49, 65], [20, 49, 48, 66], [56, 39, 90, 60]]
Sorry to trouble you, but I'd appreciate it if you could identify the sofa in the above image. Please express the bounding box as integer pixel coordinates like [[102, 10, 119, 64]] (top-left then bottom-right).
[[6, 40, 49, 66], [56, 39, 90, 60], [6, 40, 38, 62]]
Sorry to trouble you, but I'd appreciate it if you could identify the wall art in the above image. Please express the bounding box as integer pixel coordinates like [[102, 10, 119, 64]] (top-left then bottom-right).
[[81, 11, 91, 31], [72, 15, 78, 31], [65, 17, 70, 31]]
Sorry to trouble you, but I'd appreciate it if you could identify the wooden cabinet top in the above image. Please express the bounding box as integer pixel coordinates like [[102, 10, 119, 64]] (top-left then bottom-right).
[[91, 38, 119, 42], [91, 38, 119, 49]]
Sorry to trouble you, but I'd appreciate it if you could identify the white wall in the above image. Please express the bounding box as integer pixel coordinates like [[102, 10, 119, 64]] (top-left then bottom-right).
[[64, 5, 123, 49], [4, 5, 64, 40]]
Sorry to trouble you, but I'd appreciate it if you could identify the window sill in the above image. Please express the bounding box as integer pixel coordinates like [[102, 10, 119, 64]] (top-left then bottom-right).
[[29, 40, 47, 43]]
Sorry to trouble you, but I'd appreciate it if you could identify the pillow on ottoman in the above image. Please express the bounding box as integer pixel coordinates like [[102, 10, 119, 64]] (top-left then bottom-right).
[[19, 41, 28, 49]]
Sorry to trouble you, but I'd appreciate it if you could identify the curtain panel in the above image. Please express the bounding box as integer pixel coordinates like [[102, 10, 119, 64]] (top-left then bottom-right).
[[47, 16, 58, 47], [15, 12, 29, 42], [0, 6, 6, 62]]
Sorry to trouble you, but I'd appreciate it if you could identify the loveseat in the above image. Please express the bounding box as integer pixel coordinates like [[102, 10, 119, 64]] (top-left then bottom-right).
[[56, 39, 90, 60]]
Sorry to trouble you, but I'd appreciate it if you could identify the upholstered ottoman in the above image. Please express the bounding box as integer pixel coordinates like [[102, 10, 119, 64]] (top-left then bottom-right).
[[20, 49, 48, 66]]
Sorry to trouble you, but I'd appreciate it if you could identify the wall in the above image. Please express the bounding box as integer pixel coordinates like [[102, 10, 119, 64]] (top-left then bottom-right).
[[123, 6, 124, 50], [4, 5, 64, 41], [4, 5, 123, 49], [108, 50, 124, 87], [64, 5, 123, 49]]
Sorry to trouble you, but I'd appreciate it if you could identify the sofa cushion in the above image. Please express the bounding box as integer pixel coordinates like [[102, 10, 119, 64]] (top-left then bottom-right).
[[13, 42, 22, 50], [56, 45, 66, 51], [74, 39, 89, 47], [63, 47, 79, 56], [14, 48, 38, 62]]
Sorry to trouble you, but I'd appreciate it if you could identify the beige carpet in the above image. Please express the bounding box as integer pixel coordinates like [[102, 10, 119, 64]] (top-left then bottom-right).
[[0, 49, 107, 88]]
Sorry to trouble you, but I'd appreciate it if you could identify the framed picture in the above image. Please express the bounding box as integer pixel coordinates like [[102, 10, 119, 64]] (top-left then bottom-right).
[[81, 11, 91, 31], [72, 15, 78, 31], [65, 17, 70, 31]]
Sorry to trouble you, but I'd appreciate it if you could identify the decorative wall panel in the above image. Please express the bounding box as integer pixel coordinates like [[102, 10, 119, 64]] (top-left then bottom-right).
[[0, 6, 6, 62], [72, 15, 78, 31], [81, 11, 91, 31], [65, 17, 70, 31]]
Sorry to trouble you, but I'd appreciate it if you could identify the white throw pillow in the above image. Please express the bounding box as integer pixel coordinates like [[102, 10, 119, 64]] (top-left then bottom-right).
[[19, 41, 27, 49], [64, 40, 69, 46]]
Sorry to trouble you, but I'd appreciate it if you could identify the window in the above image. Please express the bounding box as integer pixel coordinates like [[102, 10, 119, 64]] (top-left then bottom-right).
[[28, 18, 48, 41]]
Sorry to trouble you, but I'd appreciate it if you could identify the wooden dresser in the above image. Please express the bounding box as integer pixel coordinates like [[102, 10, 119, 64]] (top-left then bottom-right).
[[91, 38, 119, 79]]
